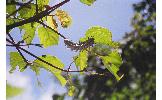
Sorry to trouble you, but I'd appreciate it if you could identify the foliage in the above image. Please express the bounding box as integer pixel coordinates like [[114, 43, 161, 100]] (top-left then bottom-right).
[[6, 0, 122, 98], [63, 0, 155, 99], [80, 0, 96, 6]]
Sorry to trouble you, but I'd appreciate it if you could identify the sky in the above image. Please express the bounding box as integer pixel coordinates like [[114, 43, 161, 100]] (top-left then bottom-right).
[[6, 0, 141, 100]]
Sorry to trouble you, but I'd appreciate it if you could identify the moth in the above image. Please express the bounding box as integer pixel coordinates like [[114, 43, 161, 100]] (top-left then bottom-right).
[[64, 38, 94, 51]]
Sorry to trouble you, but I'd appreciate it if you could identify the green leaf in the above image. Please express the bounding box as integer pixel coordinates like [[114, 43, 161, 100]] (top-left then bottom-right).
[[80, 26, 112, 46], [6, 18, 20, 25], [18, 4, 36, 19], [6, 5, 16, 15], [38, 27, 59, 48], [22, 23, 37, 44], [100, 51, 123, 81], [74, 50, 88, 73], [33, 55, 67, 86], [6, 83, 24, 98], [9, 52, 27, 73], [30, 64, 40, 75], [37, 0, 49, 11], [55, 9, 72, 28], [92, 43, 111, 56], [68, 86, 75, 96], [80, 0, 96, 6]]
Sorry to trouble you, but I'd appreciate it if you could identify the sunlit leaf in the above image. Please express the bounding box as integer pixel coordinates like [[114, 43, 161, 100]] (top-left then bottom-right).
[[80, 26, 112, 46], [37, 0, 49, 11], [74, 50, 88, 73], [80, 0, 96, 6], [47, 16, 58, 31], [100, 51, 123, 81], [30, 64, 40, 75], [38, 27, 59, 48], [68, 86, 75, 96], [9, 52, 27, 73], [22, 23, 37, 44], [6, 83, 24, 98], [33, 55, 67, 86], [55, 9, 72, 28]]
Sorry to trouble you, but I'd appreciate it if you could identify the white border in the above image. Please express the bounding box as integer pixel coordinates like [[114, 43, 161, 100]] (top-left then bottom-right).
[[0, 0, 6, 99], [157, 0, 162, 99]]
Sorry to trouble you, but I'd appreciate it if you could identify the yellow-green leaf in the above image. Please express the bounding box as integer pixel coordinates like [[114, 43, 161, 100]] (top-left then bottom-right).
[[37, 0, 49, 11], [38, 27, 59, 48], [80, 0, 96, 6], [9, 52, 27, 73], [55, 9, 72, 28], [80, 26, 112, 46], [74, 50, 88, 73], [22, 23, 37, 44], [100, 51, 123, 81], [47, 16, 58, 31], [68, 86, 75, 96], [33, 55, 67, 86]]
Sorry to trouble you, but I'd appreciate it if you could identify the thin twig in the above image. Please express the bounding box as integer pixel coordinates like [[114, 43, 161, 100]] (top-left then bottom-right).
[[7, 33, 15, 43], [7, 32, 29, 68], [6, 43, 43, 47], [7, 38, 86, 73], [6, 0, 70, 31], [37, 21, 67, 39], [35, 0, 38, 14]]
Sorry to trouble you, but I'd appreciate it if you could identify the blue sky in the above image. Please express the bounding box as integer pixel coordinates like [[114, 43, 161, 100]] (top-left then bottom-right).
[[7, 0, 141, 100]]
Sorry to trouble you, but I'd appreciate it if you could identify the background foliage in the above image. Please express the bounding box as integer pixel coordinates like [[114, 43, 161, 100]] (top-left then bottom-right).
[[53, 0, 156, 99]]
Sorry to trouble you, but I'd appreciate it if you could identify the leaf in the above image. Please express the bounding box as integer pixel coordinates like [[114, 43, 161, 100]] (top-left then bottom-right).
[[80, 0, 96, 6], [100, 51, 123, 81], [18, 4, 36, 19], [55, 9, 72, 28], [33, 55, 67, 86], [68, 86, 75, 96], [30, 64, 40, 75], [74, 50, 88, 73], [80, 26, 112, 46], [6, 18, 20, 25], [47, 16, 58, 31], [9, 52, 27, 73], [22, 23, 37, 44], [6, 5, 16, 15], [6, 83, 24, 98], [37, 0, 49, 11], [92, 43, 111, 56], [38, 27, 59, 48]]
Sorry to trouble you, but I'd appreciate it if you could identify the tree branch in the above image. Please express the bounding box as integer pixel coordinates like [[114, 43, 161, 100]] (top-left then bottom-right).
[[6, 38, 86, 73], [6, 0, 70, 31], [6, 43, 43, 47]]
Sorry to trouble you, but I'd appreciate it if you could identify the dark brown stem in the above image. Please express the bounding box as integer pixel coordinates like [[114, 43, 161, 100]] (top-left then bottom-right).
[[6, 0, 70, 31], [37, 21, 67, 39], [7, 33, 29, 67], [6, 38, 86, 73], [6, 44, 43, 47]]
